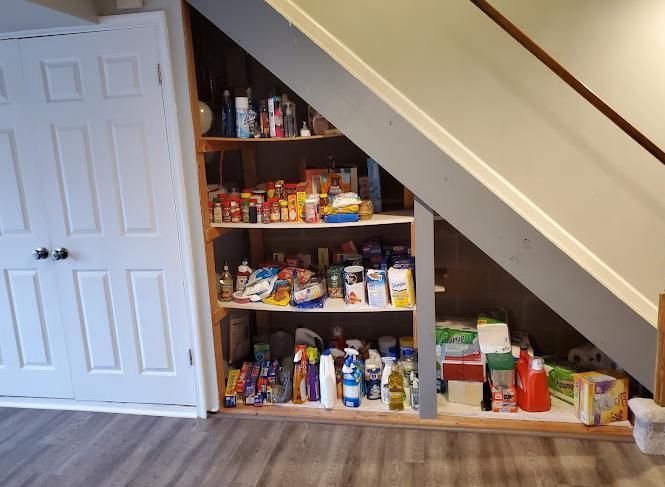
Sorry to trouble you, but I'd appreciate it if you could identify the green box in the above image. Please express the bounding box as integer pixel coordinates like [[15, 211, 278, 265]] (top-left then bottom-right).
[[544, 358, 587, 405]]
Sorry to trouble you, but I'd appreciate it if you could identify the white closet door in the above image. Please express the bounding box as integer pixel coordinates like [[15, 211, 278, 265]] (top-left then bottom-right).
[[0, 40, 74, 398], [19, 27, 196, 405]]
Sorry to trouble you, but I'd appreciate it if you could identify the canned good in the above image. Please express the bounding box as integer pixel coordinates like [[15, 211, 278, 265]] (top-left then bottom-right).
[[343, 265, 366, 306]]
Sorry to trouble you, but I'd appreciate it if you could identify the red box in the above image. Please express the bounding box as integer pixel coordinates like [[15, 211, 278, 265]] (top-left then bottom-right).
[[441, 353, 486, 382], [491, 385, 517, 413]]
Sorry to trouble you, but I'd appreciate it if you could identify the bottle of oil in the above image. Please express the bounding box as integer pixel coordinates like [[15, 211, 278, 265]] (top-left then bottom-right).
[[220, 262, 233, 302], [388, 362, 404, 411]]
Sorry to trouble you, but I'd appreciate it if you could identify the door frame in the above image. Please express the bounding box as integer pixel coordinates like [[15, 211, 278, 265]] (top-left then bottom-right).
[[0, 12, 208, 418]]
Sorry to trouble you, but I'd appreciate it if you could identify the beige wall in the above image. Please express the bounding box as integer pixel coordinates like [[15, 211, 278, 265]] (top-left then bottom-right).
[[268, 0, 665, 325]]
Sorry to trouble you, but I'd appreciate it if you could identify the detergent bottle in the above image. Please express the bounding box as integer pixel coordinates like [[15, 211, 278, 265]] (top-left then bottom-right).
[[319, 349, 337, 409], [342, 348, 362, 408], [306, 347, 320, 401], [519, 356, 551, 412], [381, 356, 395, 405], [292, 344, 308, 404], [515, 345, 530, 405]]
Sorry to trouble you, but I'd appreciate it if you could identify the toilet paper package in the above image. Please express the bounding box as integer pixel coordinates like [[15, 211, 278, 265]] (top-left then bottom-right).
[[573, 370, 628, 425]]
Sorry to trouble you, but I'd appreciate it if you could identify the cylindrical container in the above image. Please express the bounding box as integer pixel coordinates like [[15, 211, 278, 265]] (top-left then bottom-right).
[[249, 198, 257, 223], [399, 336, 415, 359], [230, 197, 241, 223], [252, 189, 266, 206], [304, 194, 319, 223], [213, 201, 222, 224], [235, 96, 250, 138], [279, 200, 288, 222], [261, 201, 270, 224], [259, 100, 270, 138], [270, 198, 280, 222], [241, 192, 251, 223], [222, 199, 231, 223], [378, 336, 398, 357], [343, 265, 366, 306]]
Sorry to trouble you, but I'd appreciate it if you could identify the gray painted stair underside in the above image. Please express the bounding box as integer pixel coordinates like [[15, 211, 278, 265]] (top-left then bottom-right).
[[188, 0, 656, 389]]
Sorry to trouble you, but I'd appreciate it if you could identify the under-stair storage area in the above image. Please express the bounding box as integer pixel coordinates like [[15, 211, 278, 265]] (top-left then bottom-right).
[[184, 4, 648, 438]]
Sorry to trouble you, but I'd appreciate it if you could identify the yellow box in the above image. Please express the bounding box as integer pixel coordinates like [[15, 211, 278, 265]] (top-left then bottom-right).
[[224, 369, 240, 408], [387, 268, 415, 308], [573, 371, 628, 425]]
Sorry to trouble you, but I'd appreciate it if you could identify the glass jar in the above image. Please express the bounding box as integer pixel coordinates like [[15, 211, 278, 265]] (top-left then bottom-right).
[[262, 201, 271, 223], [304, 194, 320, 223], [241, 192, 251, 223], [222, 199, 231, 223], [319, 193, 328, 209], [249, 198, 258, 223], [208, 201, 214, 223], [270, 198, 281, 222], [279, 200, 288, 222], [213, 200, 222, 224], [252, 189, 266, 206], [230, 197, 241, 223], [274, 181, 285, 201]]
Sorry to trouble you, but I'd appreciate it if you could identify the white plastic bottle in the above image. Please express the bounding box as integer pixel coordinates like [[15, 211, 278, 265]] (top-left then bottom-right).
[[236, 258, 252, 294], [319, 349, 337, 409], [381, 356, 395, 405]]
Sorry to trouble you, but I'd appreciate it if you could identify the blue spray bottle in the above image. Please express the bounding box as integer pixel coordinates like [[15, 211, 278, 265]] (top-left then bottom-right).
[[342, 348, 362, 408]]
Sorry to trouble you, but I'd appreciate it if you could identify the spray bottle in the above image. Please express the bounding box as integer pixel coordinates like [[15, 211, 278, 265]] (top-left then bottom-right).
[[365, 349, 382, 400], [381, 356, 395, 405], [306, 347, 320, 401], [342, 348, 362, 408], [292, 344, 308, 404]]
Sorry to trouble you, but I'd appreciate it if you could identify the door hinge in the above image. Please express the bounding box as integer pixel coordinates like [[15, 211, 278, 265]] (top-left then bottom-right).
[[188, 348, 193, 366], [157, 63, 162, 85]]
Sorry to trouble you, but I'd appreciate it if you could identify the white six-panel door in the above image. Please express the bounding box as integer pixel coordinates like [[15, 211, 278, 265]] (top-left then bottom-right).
[[0, 25, 196, 406], [0, 40, 74, 398]]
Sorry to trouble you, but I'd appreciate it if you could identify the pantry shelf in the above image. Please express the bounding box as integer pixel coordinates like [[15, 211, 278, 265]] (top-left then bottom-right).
[[198, 133, 344, 152], [218, 299, 415, 313], [210, 211, 414, 229]]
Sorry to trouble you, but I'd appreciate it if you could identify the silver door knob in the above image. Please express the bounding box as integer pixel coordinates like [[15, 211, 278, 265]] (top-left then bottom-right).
[[32, 248, 49, 260], [51, 248, 69, 261]]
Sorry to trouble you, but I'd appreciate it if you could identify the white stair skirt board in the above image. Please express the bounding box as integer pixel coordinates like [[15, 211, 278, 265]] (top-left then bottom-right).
[[188, 0, 657, 390], [0, 396, 198, 418]]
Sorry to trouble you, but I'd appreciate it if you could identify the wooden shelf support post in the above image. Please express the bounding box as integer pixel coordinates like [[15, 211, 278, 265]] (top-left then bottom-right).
[[414, 197, 437, 419], [655, 293, 665, 406]]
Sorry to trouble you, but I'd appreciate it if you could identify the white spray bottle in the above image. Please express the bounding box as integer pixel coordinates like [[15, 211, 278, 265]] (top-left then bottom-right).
[[319, 349, 337, 409], [342, 348, 362, 408]]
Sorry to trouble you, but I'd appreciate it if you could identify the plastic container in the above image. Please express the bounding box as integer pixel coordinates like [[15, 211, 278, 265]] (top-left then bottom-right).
[[319, 350, 337, 409], [342, 348, 362, 408], [379, 336, 398, 357], [381, 356, 395, 405], [399, 336, 415, 359], [235, 258, 252, 294], [235, 96, 250, 138], [519, 356, 551, 412]]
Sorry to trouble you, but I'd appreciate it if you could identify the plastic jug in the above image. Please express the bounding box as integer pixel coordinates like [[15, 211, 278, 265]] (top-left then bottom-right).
[[295, 327, 323, 350], [319, 350, 337, 409], [519, 356, 551, 412], [515, 345, 530, 405]]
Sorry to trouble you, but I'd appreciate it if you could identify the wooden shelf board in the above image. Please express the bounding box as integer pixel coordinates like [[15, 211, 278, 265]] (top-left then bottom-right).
[[210, 211, 414, 230], [219, 397, 632, 441], [204, 225, 234, 242], [211, 304, 226, 324], [218, 299, 414, 313], [198, 133, 344, 152]]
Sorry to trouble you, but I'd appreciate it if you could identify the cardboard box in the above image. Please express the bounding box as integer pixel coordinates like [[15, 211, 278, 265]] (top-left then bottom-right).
[[224, 369, 240, 408], [442, 354, 486, 382], [491, 384, 517, 413], [544, 358, 587, 405], [573, 371, 629, 425], [447, 380, 484, 407]]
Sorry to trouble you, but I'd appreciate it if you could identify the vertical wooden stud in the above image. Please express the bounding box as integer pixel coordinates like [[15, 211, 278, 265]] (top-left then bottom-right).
[[654, 293, 665, 406], [404, 187, 414, 210]]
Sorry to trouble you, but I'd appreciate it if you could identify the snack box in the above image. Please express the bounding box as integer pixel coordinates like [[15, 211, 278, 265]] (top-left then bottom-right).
[[387, 267, 415, 308], [573, 370, 628, 425], [224, 369, 240, 408], [366, 269, 389, 308]]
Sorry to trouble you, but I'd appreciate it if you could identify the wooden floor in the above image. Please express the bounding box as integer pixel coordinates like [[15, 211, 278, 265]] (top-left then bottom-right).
[[2, 407, 665, 486]]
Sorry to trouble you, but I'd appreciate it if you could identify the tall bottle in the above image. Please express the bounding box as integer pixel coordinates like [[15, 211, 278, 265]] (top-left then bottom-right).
[[219, 262, 233, 302], [222, 89, 235, 138], [319, 349, 337, 409], [246, 88, 260, 138], [381, 356, 395, 405], [281, 93, 297, 138], [388, 362, 404, 411], [342, 348, 362, 408], [236, 258, 252, 294], [516, 345, 530, 406]]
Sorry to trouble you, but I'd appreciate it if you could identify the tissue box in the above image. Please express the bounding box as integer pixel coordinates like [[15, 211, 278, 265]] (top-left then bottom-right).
[[447, 380, 484, 407], [573, 371, 628, 425]]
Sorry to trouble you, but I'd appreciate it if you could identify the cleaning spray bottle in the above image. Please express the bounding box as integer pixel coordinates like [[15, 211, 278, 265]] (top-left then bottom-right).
[[381, 356, 395, 405], [292, 344, 308, 404], [319, 349, 337, 409], [342, 348, 363, 408], [306, 347, 320, 401]]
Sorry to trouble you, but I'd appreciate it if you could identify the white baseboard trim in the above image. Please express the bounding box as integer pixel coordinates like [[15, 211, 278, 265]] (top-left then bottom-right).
[[0, 396, 198, 418]]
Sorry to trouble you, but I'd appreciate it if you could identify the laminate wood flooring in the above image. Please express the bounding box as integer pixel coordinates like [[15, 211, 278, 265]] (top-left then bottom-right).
[[1, 407, 664, 487]]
